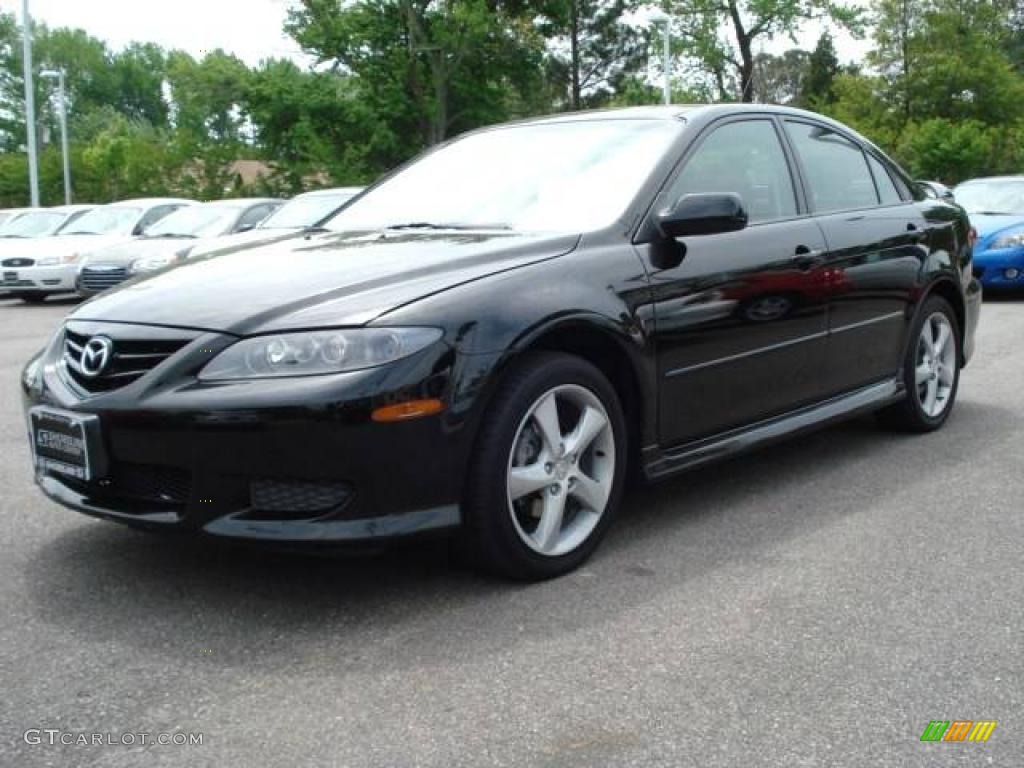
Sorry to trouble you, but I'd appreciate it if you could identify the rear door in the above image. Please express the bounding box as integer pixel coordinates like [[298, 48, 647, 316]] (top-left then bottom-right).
[[782, 120, 926, 395], [639, 116, 832, 447]]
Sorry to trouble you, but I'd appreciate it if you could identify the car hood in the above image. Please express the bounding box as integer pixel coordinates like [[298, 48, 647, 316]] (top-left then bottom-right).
[[81, 237, 207, 267], [187, 228, 305, 259], [969, 213, 1024, 240], [32, 233, 138, 261], [71, 229, 580, 335]]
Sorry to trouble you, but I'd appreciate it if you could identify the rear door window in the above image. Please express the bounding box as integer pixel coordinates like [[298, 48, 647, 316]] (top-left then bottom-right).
[[784, 122, 880, 213]]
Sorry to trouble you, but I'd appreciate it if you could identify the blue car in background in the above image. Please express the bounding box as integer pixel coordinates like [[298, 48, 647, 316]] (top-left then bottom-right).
[[954, 176, 1024, 289]]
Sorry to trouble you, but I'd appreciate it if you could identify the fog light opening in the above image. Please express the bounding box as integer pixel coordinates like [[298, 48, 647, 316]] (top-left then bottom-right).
[[371, 398, 445, 423], [1005, 268, 1020, 280]]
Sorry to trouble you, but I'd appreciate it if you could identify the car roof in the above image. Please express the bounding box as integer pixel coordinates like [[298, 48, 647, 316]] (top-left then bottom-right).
[[956, 176, 1024, 184], [509, 103, 856, 127], [196, 198, 283, 208], [295, 187, 363, 199], [49, 204, 94, 213], [104, 198, 195, 208]]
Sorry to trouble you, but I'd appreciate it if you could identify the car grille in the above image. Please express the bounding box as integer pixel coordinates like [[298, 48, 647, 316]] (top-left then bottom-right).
[[79, 266, 129, 293], [59, 461, 192, 508], [1, 257, 34, 267], [63, 327, 192, 393], [249, 478, 353, 518]]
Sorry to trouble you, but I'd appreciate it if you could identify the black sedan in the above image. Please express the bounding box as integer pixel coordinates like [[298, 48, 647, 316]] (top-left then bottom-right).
[[21, 105, 981, 580]]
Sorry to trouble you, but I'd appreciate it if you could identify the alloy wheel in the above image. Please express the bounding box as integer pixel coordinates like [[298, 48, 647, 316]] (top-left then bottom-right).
[[506, 384, 616, 557], [915, 312, 957, 418]]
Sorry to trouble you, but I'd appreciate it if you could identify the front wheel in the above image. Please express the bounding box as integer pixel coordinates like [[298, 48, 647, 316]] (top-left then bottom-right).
[[16, 293, 48, 304], [460, 352, 627, 580], [877, 296, 961, 432]]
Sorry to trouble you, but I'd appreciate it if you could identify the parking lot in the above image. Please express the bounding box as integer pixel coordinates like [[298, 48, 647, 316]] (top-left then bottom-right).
[[1, 294, 1021, 767]]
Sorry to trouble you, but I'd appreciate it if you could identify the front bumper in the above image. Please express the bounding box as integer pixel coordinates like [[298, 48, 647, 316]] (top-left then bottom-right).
[[1, 264, 77, 293], [22, 324, 478, 545], [973, 246, 1024, 288]]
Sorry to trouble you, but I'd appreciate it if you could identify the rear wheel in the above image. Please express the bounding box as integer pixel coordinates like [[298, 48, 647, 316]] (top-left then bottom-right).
[[461, 352, 627, 580], [877, 296, 960, 432]]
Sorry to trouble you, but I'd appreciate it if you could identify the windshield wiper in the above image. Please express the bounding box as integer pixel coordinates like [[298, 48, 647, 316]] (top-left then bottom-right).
[[972, 210, 1016, 216], [148, 233, 198, 239], [383, 221, 513, 231]]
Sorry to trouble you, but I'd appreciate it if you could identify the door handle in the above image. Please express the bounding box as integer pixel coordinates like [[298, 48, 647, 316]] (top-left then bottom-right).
[[793, 245, 824, 271], [907, 222, 928, 243]]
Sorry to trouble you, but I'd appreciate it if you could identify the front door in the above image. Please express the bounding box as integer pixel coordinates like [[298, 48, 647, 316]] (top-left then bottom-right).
[[638, 117, 834, 447]]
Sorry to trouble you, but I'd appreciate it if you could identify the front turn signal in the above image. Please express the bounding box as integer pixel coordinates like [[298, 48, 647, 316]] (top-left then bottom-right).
[[371, 399, 445, 423]]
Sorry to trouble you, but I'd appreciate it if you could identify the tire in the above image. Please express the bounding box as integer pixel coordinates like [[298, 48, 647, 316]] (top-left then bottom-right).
[[877, 295, 961, 432], [460, 352, 627, 580], [16, 293, 48, 304]]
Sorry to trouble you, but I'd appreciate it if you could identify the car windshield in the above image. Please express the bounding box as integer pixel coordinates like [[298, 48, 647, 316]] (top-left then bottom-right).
[[325, 119, 681, 234], [953, 180, 1024, 215], [145, 206, 240, 238], [0, 211, 65, 238], [62, 207, 141, 235], [260, 194, 356, 229]]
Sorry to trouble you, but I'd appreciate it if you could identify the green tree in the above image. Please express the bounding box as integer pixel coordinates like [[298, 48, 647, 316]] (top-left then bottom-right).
[[286, 0, 546, 159], [536, 1, 650, 110], [752, 48, 809, 104], [803, 32, 839, 105], [669, 0, 862, 102]]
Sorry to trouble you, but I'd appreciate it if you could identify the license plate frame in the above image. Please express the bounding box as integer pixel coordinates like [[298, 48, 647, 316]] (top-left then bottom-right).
[[28, 406, 107, 482], [3, 270, 17, 284]]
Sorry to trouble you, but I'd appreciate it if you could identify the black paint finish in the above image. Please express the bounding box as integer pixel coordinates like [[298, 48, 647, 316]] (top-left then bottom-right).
[[21, 105, 981, 545]]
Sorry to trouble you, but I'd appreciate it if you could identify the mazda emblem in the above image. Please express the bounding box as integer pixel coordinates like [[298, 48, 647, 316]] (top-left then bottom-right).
[[79, 336, 113, 378]]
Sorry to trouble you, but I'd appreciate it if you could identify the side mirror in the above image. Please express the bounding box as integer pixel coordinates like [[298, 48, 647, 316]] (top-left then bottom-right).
[[655, 193, 748, 239]]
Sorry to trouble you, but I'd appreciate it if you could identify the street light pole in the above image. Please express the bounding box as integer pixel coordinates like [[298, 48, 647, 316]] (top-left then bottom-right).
[[662, 19, 671, 105], [649, 10, 671, 105], [21, 0, 40, 206], [41, 70, 70, 204]]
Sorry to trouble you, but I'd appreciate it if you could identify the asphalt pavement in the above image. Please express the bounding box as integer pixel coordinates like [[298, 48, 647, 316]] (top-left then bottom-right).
[[1, 293, 1021, 767]]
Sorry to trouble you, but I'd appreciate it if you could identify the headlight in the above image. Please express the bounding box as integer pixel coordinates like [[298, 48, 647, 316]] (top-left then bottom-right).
[[993, 231, 1024, 249], [21, 353, 42, 389], [131, 247, 194, 274], [36, 256, 59, 266], [198, 328, 443, 381]]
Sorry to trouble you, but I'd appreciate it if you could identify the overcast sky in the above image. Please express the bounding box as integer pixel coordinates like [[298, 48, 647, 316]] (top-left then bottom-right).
[[3, 0, 872, 69]]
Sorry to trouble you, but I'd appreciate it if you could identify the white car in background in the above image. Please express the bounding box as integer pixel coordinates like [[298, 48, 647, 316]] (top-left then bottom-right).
[[77, 198, 282, 296], [0, 208, 34, 231], [0, 205, 94, 246], [1, 198, 191, 303], [186, 187, 363, 260]]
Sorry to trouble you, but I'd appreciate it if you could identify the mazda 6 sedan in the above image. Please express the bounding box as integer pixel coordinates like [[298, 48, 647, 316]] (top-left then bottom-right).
[[21, 105, 981, 580]]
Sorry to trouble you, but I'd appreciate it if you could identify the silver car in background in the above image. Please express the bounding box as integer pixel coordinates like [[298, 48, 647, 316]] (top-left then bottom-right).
[[77, 198, 283, 296], [2, 199, 191, 303], [186, 187, 363, 260]]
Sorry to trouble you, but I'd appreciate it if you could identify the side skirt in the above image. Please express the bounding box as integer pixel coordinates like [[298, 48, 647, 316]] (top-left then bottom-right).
[[643, 378, 903, 481]]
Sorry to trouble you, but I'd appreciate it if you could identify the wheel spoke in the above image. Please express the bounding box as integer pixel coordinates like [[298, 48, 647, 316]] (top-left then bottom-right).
[[921, 318, 936, 351], [923, 377, 939, 415], [569, 472, 608, 513], [508, 462, 551, 501], [564, 405, 607, 458], [933, 322, 951, 358], [938, 363, 955, 386], [915, 363, 932, 386], [531, 392, 563, 456], [532, 491, 566, 554]]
